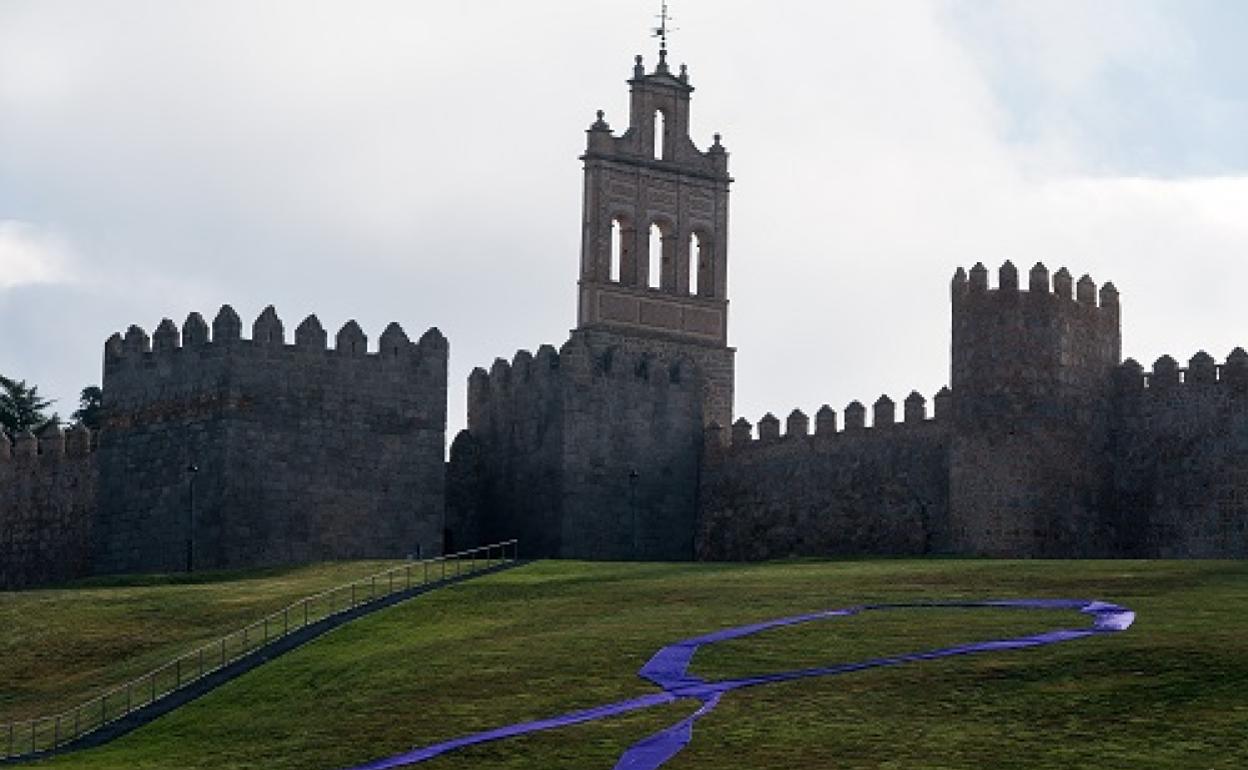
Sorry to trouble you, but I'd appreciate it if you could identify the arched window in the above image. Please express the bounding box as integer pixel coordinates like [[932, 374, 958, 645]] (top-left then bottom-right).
[[648, 223, 663, 288], [690, 231, 711, 297], [654, 110, 665, 160], [688, 232, 701, 296], [610, 218, 623, 282]]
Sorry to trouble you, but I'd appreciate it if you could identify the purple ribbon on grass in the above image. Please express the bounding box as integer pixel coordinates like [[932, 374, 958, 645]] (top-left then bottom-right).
[[347, 599, 1134, 770]]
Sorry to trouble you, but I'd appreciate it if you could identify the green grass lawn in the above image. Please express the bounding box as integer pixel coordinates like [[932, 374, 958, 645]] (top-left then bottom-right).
[[0, 561, 402, 724], [17, 559, 1248, 769]]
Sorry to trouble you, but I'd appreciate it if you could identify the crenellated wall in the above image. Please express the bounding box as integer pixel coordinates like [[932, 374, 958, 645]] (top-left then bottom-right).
[[948, 261, 1122, 556], [451, 328, 704, 560], [697, 391, 951, 560], [1109, 350, 1248, 557], [0, 425, 97, 588], [94, 305, 447, 575]]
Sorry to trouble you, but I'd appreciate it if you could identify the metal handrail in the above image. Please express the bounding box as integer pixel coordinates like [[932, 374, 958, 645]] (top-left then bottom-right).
[[1, 539, 519, 760]]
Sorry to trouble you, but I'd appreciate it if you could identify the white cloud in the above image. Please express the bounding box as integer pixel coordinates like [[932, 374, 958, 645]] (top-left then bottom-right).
[[0, 220, 77, 290], [0, 0, 1246, 435]]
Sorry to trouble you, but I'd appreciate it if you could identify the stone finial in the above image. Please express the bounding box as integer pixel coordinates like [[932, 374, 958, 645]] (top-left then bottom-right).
[[512, 349, 534, 381], [253, 305, 285, 346], [1115, 358, 1146, 394], [336, 320, 367, 355], [1224, 348, 1248, 391], [182, 312, 209, 347], [14, 429, 37, 458], [295, 314, 327, 350], [758, 412, 781, 442], [1188, 351, 1216, 384], [634, 54, 645, 79], [467, 367, 490, 406], [1053, 267, 1073, 299], [1029, 262, 1049, 293], [212, 305, 242, 343], [844, 400, 866, 430], [590, 109, 610, 131], [933, 386, 952, 421], [786, 409, 809, 438], [122, 324, 150, 355], [731, 417, 753, 447], [815, 404, 837, 435], [66, 423, 91, 456], [1099, 281, 1119, 311], [903, 391, 927, 423], [152, 318, 179, 353], [417, 327, 448, 354], [873, 395, 895, 426], [1152, 355, 1179, 387], [489, 357, 511, 384], [951, 267, 968, 297], [534, 344, 560, 375], [379, 322, 411, 358], [968, 262, 988, 292], [104, 332, 123, 360], [998, 260, 1019, 292], [38, 423, 65, 457], [1076, 274, 1097, 305]]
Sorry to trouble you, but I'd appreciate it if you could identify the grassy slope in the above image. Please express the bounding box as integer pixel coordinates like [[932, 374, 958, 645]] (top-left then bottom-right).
[[0, 561, 401, 723], [26, 559, 1248, 770]]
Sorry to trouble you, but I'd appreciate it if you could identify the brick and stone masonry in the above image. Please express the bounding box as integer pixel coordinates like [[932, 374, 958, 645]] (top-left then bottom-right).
[[6, 49, 1248, 588], [0, 425, 96, 589], [91, 305, 447, 575]]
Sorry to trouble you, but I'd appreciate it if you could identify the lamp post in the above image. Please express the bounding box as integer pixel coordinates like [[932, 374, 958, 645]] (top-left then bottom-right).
[[628, 468, 640, 559], [186, 463, 199, 573]]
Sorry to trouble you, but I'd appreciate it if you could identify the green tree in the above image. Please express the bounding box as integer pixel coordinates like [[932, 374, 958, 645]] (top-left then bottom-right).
[[72, 385, 103, 430], [0, 374, 59, 435]]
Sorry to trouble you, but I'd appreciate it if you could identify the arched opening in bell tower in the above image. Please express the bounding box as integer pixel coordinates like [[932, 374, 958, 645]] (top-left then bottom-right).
[[688, 232, 702, 296], [654, 109, 666, 160], [690, 230, 712, 297], [610, 217, 624, 282], [648, 222, 663, 288]]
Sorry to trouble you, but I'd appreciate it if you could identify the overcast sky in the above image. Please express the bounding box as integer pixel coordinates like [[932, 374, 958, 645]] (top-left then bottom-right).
[[3, 0, 1247, 438]]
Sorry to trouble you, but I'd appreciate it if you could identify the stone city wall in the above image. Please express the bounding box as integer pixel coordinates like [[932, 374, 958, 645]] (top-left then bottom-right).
[[94, 305, 447, 575], [1110, 350, 1248, 557], [697, 391, 951, 561], [0, 425, 97, 589], [454, 329, 704, 560]]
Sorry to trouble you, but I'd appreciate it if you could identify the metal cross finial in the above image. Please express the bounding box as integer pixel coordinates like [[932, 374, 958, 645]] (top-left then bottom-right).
[[652, 1, 676, 54]]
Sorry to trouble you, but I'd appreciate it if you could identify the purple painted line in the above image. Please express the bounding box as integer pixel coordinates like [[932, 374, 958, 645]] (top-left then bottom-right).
[[344, 599, 1133, 770]]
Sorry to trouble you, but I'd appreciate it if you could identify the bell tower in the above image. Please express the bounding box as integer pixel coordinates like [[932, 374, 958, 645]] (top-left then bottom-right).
[[575, 48, 734, 426]]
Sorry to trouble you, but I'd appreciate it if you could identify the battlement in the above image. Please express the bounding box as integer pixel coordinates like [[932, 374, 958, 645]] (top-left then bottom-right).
[[105, 305, 446, 369], [714, 388, 952, 451], [1115, 349, 1248, 394], [0, 424, 96, 463], [951, 261, 1118, 312], [468, 339, 698, 407]]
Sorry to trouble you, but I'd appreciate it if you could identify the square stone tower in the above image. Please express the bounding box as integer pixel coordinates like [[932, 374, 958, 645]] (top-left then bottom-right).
[[575, 49, 735, 427], [450, 47, 735, 560]]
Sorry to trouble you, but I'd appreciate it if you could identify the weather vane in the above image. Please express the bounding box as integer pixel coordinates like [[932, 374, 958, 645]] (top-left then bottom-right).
[[652, 1, 677, 54]]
